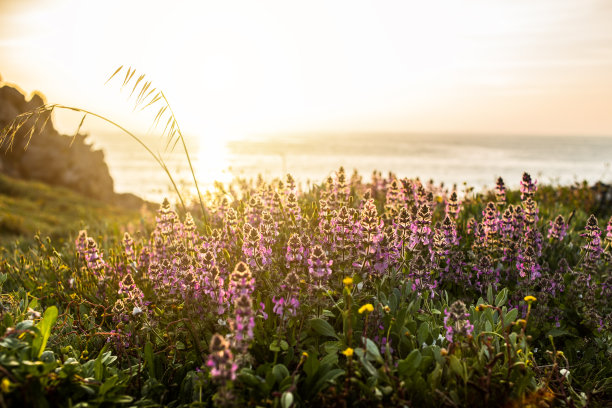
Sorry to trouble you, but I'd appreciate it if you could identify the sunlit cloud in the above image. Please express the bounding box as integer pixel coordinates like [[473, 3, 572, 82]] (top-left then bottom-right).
[[1, 0, 611, 139]]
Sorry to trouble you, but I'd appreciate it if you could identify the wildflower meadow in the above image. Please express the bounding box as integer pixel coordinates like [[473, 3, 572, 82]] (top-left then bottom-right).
[[0, 68, 611, 407], [0, 167, 611, 407]]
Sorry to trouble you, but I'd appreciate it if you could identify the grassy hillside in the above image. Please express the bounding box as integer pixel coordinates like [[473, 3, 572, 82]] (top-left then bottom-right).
[[0, 173, 148, 247]]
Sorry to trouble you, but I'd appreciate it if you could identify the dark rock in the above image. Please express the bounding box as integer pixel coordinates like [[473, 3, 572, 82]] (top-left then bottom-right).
[[0, 83, 144, 208]]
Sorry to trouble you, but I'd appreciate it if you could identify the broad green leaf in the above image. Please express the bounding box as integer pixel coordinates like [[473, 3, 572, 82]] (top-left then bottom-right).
[[503, 308, 519, 327], [398, 349, 422, 377], [417, 322, 430, 345], [273, 364, 290, 383], [32, 306, 58, 359], [303, 354, 319, 378], [495, 288, 508, 307], [238, 369, 263, 387], [310, 318, 339, 339], [449, 355, 465, 382], [363, 337, 383, 364], [320, 352, 339, 367]]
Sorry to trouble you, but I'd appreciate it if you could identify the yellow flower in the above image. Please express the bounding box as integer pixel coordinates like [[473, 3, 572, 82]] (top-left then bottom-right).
[[517, 348, 523, 354], [516, 319, 527, 327], [383, 305, 391, 314], [302, 352, 309, 358], [358, 304, 374, 314], [524, 295, 537, 303], [343, 277, 353, 286], [475, 304, 490, 312], [341, 347, 354, 357], [1, 378, 11, 393]]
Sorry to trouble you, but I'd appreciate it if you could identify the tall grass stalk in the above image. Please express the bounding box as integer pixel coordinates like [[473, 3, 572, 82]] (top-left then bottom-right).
[[0, 103, 188, 212], [106, 66, 207, 221], [1, 67, 212, 221]]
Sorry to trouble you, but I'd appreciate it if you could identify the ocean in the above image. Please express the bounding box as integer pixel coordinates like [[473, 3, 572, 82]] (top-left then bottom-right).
[[89, 132, 612, 203]]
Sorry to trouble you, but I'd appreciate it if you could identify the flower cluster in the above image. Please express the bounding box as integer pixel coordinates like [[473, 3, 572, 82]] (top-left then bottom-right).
[[207, 334, 237, 383], [444, 300, 474, 343], [67, 168, 612, 402], [548, 215, 568, 240]]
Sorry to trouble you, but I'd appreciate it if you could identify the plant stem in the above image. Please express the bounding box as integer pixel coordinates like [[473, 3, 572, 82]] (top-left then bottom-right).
[[160, 92, 208, 223]]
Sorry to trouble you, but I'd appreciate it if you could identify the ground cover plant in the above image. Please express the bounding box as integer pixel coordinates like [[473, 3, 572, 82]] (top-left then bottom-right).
[[0, 167, 611, 407], [1, 68, 611, 406]]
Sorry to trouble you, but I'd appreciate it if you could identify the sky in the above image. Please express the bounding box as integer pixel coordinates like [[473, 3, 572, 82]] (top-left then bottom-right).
[[1, 0, 612, 142]]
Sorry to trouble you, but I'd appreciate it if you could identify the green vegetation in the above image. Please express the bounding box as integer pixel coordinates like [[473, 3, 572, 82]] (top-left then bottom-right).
[[0, 173, 144, 247], [0, 169, 610, 407], [1, 70, 610, 406]]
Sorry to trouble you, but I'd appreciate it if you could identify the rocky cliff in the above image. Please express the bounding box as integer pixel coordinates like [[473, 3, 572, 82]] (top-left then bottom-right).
[[0, 83, 143, 207]]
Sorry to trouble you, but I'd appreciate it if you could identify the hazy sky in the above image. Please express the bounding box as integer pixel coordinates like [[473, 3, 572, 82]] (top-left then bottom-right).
[[1, 0, 612, 141]]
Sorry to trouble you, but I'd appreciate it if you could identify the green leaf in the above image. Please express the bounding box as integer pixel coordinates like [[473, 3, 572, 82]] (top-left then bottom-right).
[[323, 341, 341, 355], [99, 375, 119, 396], [144, 341, 156, 379], [16, 320, 35, 331], [449, 355, 463, 378], [310, 369, 344, 396], [273, 364, 290, 383], [238, 369, 263, 387], [303, 354, 319, 378], [40, 350, 55, 364], [546, 328, 574, 338], [28, 298, 38, 310], [320, 352, 338, 367], [428, 363, 442, 388], [417, 323, 430, 345], [32, 306, 58, 359], [503, 308, 519, 327], [94, 344, 110, 381], [495, 288, 508, 307], [269, 340, 281, 352], [310, 318, 339, 339], [363, 337, 383, 364], [398, 349, 422, 377], [355, 348, 378, 378], [109, 395, 134, 404]]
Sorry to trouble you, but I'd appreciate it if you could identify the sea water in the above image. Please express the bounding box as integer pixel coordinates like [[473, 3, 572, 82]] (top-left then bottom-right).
[[91, 132, 612, 203]]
